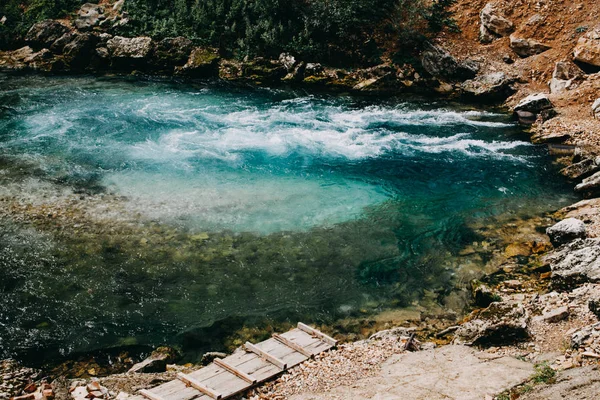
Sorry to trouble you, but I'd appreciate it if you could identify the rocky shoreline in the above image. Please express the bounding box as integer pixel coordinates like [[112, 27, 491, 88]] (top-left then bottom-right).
[[2, 0, 600, 399]]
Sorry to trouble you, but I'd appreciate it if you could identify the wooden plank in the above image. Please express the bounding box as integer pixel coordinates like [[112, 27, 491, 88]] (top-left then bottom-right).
[[273, 333, 313, 357], [244, 342, 287, 370], [214, 358, 256, 384], [139, 390, 165, 400], [298, 322, 337, 346], [177, 373, 222, 400]]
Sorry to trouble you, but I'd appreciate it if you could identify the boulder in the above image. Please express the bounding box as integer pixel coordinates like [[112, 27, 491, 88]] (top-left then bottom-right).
[[420, 43, 478, 82], [546, 238, 600, 289], [509, 36, 551, 58], [549, 62, 577, 94], [278, 52, 297, 71], [200, 352, 228, 366], [25, 20, 69, 49], [128, 346, 178, 373], [74, 3, 105, 30], [546, 218, 586, 246], [560, 157, 600, 180], [240, 58, 287, 83], [573, 26, 600, 68], [537, 306, 569, 323], [454, 302, 530, 346], [152, 37, 193, 70], [513, 93, 553, 124], [175, 47, 220, 77], [480, 3, 514, 43], [593, 98, 600, 119], [107, 36, 153, 59], [575, 171, 600, 198], [61, 33, 96, 69], [460, 72, 515, 101]]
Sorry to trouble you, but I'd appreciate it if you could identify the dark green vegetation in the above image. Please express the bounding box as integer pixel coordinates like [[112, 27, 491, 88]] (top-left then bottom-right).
[[0, 0, 457, 65]]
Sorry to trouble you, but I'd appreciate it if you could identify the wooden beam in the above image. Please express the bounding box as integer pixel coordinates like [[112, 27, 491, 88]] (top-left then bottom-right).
[[244, 342, 287, 370], [177, 373, 222, 399], [213, 358, 256, 384], [298, 322, 338, 346], [139, 390, 165, 400], [273, 333, 313, 358]]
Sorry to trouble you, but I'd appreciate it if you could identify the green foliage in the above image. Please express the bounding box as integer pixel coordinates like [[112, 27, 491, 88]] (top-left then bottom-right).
[[532, 362, 556, 384], [0, 0, 84, 48]]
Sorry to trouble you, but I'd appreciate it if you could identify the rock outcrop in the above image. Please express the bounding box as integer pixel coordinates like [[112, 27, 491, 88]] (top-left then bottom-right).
[[152, 37, 193, 70], [24, 20, 69, 49], [546, 238, 600, 289], [107, 36, 153, 68], [575, 171, 600, 198], [454, 302, 530, 346], [460, 72, 515, 100], [509, 36, 551, 58], [74, 3, 105, 30], [546, 218, 587, 246], [573, 26, 600, 68], [479, 3, 514, 43], [420, 43, 478, 82], [513, 93, 554, 124], [175, 47, 220, 77]]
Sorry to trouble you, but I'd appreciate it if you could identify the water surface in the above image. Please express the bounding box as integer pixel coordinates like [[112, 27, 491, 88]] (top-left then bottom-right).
[[0, 75, 575, 363]]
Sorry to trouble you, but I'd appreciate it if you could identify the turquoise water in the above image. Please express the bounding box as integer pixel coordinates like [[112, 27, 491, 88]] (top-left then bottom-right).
[[0, 75, 575, 364]]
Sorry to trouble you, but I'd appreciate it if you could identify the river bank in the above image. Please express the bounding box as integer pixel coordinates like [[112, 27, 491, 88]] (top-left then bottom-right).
[[1, 0, 600, 399]]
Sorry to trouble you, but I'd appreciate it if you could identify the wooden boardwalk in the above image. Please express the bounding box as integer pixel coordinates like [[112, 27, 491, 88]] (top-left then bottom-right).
[[140, 323, 337, 400]]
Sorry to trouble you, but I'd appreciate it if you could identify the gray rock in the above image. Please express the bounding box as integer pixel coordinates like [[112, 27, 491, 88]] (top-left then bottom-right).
[[573, 26, 600, 68], [539, 306, 569, 323], [74, 3, 105, 30], [127, 346, 178, 373], [593, 98, 600, 119], [454, 302, 530, 346], [278, 52, 297, 71], [518, 365, 600, 400], [546, 238, 600, 289], [479, 24, 497, 44], [550, 62, 577, 93], [61, 33, 96, 69], [25, 20, 69, 49], [460, 71, 515, 100], [107, 36, 153, 69], [575, 171, 600, 198], [514, 93, 553, 113], [200, 351, 228, 366], [571, 322, 600, 348], [480, 3, 514, 42], [560, 157, 600, 180], [420, 42, 478, 82], [546, 218, 587, 246], [510, 36, 551, 57]]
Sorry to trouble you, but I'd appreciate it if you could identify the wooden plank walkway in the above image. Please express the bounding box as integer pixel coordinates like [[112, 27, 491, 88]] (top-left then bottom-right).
[[139, 322, 337, 400]]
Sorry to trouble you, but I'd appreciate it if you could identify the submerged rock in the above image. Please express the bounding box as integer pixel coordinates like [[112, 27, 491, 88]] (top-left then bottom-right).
[[546, 218, 587, 247], [454, 302, 530, 346]]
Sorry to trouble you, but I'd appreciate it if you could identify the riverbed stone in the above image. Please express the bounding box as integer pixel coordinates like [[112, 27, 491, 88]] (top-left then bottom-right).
[[480, 3, 514, 43], [546, 218, 587, 246], [573, 26, 600, 68], [510, 36, 551, 58]]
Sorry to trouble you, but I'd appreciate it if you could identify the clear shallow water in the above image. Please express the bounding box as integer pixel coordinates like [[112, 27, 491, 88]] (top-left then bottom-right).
[[0, 75, 576, 364]]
